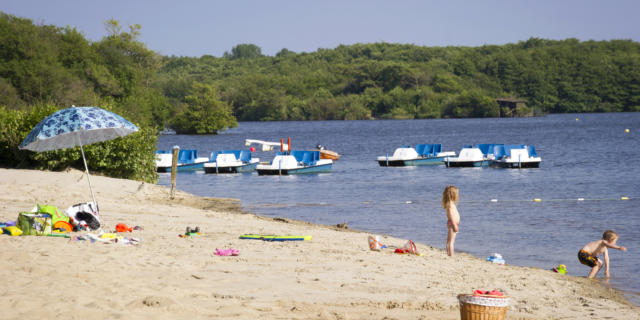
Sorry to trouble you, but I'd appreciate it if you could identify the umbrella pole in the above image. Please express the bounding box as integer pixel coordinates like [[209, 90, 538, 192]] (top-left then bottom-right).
[[79, 143, 98, 207]]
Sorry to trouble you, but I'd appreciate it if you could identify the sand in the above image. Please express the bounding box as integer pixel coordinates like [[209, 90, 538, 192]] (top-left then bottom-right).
[[0, 168, 638, 319]]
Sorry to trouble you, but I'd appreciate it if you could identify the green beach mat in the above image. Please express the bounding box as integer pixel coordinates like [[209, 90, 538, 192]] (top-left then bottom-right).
[[239, 234, 311, 241]]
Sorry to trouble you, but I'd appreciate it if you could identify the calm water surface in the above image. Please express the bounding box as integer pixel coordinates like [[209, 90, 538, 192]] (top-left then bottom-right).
[[157, 113, 640, 304]]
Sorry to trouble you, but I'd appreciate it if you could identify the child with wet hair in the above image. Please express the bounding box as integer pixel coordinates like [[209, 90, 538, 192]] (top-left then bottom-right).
[[578, 230, 627, 278]]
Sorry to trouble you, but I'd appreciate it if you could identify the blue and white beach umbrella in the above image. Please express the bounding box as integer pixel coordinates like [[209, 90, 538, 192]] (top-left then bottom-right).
[[20, 106, 139, 206]]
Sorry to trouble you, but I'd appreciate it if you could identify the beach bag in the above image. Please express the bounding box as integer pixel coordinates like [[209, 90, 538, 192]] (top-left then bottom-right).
[[66, 202, 100, 230], [403, 240, 418, 255], [36, 204, 69, 225], [17, 212, 52, 236], [368, 235, 383, 251]]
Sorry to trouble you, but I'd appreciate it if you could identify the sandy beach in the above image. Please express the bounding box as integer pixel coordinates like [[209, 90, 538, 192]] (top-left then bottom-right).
[[0, 168, 637, 319]]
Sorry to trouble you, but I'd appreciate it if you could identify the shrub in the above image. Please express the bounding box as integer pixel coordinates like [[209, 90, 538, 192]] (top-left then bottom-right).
[[0, 104, 158, 183]]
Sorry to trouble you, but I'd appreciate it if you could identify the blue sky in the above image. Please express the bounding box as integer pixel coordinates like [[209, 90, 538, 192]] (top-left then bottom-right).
[[2, 0, 639, 57]]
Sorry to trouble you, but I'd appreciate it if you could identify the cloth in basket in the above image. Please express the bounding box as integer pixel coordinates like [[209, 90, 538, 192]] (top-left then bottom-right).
[[458, 293, 509, 320]]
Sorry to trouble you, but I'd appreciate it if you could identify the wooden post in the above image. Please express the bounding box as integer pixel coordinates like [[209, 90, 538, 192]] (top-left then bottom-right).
[[170, 146, 179, 199]]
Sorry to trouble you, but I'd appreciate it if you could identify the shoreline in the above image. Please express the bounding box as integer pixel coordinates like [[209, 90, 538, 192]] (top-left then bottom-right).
[[1, 168, 637, 319]]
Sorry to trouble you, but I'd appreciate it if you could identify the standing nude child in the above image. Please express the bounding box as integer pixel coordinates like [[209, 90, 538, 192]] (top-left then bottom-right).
[[579, 230, 627, 279], [442, 186, 460, 257]]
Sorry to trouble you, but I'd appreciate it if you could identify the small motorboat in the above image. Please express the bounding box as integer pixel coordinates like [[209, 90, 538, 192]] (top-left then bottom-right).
[[489, 145, 541, 168], [378, 144, 455, 167], [155, 149, 210, 172], [256, 150, 332, 175], [444, 145, 490, 167], [204, 149, 260, 173], [315, 144, 341, 161], [245, 138, 289, 152]]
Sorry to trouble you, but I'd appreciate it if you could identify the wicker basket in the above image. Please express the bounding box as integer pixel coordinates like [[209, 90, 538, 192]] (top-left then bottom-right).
[[457, 294, 509, 320]]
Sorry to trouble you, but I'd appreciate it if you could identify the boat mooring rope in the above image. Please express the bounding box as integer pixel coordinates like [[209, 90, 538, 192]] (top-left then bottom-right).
[[245, 196, 634, 210], [398, 196, 637, 204]]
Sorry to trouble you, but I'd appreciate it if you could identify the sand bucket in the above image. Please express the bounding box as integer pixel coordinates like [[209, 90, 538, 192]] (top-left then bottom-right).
[[457, 294, 509, 320]]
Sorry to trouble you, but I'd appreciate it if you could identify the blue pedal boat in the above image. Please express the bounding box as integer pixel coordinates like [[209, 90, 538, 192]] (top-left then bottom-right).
[[444, 145, 491, 167], [257, 150, 332, 175], [204, 149, 260, 173], [378, 144, 456, 167], [155, 149, 210, 172], [489, 144, 541, 168]]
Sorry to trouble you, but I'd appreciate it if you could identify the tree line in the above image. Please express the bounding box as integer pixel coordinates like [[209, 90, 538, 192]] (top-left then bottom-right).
[[158, 40, 640, 123]]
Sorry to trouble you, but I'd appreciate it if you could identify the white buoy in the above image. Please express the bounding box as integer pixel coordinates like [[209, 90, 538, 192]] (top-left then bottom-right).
[[625, 129, 630, 133]]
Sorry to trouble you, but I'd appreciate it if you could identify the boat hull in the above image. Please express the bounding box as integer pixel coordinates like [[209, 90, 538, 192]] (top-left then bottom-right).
[[378, 157, 445, 167], [444, 160, 489, 168], [257, 163, 332, 175], [490, 161, 540, 168], [204, 162, 258, 174], [157, 162, 206, 172], [319, 149, 340, 160]]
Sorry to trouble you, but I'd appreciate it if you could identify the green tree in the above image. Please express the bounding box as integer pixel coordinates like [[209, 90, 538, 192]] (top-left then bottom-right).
[[170, 82, 237, 134], [224, 44, 263, 59], [442, 90, 499, 118]]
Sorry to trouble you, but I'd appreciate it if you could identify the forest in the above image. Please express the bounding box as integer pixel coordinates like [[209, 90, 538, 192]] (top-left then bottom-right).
[[1, 12, 639, 181]]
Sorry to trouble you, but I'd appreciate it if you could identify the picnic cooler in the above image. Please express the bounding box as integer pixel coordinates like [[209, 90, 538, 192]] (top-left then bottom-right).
[[458, 294, 509, 320], [17, 212, 52, 236]]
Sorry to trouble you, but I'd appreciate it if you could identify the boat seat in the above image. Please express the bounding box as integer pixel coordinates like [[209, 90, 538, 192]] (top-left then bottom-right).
[[239, 150, 252, 162], [416, 144, 439, 157], [229, 150, 242, 159], [433, 144, 442, 155], [300, 152, 313, 165], [311, 151, 320, 164], [477, 144, 495, 156], [178, 149, 197, 163], [492, 144, 506, 159]]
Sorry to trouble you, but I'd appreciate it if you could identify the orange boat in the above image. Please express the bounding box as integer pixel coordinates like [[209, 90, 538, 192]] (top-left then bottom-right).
[[316, 145, 341, 160]]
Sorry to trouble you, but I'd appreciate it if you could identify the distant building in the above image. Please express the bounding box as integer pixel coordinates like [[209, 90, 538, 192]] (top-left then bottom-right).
[[496, 98, 531, 117]]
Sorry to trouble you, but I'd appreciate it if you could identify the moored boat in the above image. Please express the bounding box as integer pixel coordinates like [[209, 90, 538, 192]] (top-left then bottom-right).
[[378, 144, 455, 167], [155, 149, 210, 172], [489, 145, 541, 168], [204, 149, 260, 173], [256, 150, 332, 175], [315, 144, 341, 160], [444, 146, 490, 167]]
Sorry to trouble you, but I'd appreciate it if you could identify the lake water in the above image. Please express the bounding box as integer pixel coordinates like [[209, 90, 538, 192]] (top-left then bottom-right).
[[157, 113, 639, 304]]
